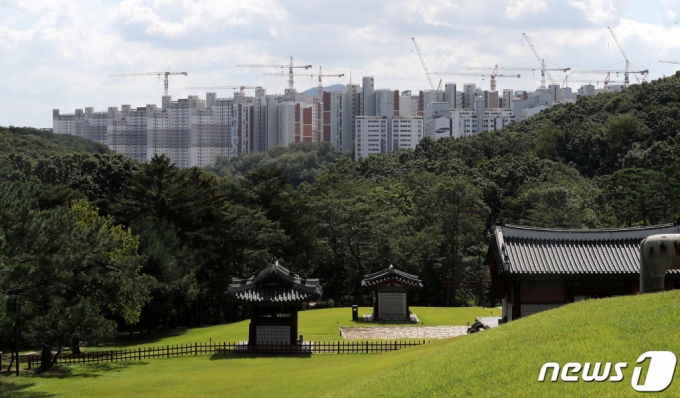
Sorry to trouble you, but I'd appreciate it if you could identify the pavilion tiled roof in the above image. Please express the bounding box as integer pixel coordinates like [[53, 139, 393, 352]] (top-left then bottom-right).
[[491, 223, 680, 278], [361, 266, 423, 289], [227, 261, 322, 303]]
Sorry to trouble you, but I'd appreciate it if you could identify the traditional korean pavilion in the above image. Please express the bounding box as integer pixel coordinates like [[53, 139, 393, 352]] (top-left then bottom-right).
[[227, 261, 322, 346], [361, 265, 422, 322], [487, 222, 680, 323]]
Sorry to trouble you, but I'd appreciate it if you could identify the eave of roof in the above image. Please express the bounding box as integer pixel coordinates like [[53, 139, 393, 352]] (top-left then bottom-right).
[[491, 223, 680, 277], [226, 261, 322, 303], [361, 267, 423, 289]]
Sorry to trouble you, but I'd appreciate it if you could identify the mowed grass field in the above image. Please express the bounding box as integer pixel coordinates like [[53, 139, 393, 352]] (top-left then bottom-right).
[[91, 306, 499, 349], [4, 295, 679, 397]]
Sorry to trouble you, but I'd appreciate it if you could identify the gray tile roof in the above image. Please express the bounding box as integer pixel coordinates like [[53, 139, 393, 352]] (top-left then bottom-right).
[[227, 261, 322, 303], [361, 266, 423, 289], [492, 223, 680, 277]]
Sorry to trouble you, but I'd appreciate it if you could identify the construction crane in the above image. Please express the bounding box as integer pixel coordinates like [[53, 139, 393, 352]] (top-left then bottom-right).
[[264, 67, 344, 102], [432, 71, 520, 91], [185, 85, 260, 94], [572, 28, 648, 88], [466, 64, 570, 89], [660, 60, 680, 66], [109, 72, 188, 96], [237, 56, 311, 91], [561, 75, 625, 89], [607, 26, 649, 86], [522, 33, 571, 89], [411, 37, 435, 90], [571, 68, 648, 88]]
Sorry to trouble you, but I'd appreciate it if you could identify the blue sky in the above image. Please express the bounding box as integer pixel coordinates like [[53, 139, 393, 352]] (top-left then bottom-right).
[[1, 0, 679, 128]]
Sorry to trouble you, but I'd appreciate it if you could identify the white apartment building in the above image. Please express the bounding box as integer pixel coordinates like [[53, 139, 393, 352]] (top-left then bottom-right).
[[55, 90, 270, 168], [392, 116, 423, 150], [355, 116, 387, 159], [398, 91, 417, 117], [450, 96, 513, 138]]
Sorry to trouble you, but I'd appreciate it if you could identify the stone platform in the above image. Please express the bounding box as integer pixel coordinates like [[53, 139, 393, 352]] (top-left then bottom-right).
[[340, 326, 468, 340]]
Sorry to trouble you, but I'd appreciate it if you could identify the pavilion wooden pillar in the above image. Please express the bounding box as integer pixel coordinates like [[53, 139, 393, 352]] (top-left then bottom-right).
[[290, 306, 299, 345], [248, 305, 258, 345]]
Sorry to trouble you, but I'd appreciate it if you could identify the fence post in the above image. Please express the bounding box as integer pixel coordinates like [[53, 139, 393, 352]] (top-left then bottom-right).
[[110, 350, 113, 362], [194, 342, 197, 356], [365, 341, 368, 354]]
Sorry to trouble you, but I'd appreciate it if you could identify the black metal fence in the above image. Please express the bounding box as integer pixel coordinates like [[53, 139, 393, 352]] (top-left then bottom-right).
[[7, 340, 432, 369]]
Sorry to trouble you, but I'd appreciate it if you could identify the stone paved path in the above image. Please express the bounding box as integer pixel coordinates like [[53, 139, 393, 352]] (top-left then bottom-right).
[[340, 326, 468, 340]]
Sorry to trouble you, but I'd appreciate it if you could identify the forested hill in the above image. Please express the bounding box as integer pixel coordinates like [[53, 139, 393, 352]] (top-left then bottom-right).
[[0, 126, 136, 212], [3, 73, 680, 360], [0, 126, 110, 158], [330, 71, 680, 232]]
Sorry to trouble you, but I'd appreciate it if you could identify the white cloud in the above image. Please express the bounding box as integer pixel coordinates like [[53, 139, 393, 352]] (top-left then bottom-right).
[[0, 0, 679, 128], [504, 0, 547, 20], [568, 0, 617, 24]]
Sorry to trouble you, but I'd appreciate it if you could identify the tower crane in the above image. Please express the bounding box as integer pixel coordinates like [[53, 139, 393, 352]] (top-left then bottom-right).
[[572, 28, 648, 88], [522, 33, 572, 89], [608, 26, 650, 85], [561, 75, 625, 89], [466, 64, 570, 90], [659, 60, 680, 66], [432, 71, 520, 91], [571, 68, 648, 89], [109, 72, 188, 96], [411, 37, 435, 90], [237, 56, 311, 91], [185, 85, 261, 94], [264, 67, 344, 103]]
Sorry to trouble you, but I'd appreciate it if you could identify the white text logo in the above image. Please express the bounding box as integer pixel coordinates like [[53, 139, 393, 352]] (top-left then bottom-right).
[[538, 351, 677, 392]]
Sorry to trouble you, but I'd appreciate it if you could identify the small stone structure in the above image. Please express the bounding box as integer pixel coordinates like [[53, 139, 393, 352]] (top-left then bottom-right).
[[639, 234, 680, 293], [227, 261, 322, 348], [361, 265, 422, 322]]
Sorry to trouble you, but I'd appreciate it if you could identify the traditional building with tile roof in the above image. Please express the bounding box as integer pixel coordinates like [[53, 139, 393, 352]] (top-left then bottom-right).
[[487, 223, 680, 323], [227, 261, 322, 346], [361, 265, 422, 322]]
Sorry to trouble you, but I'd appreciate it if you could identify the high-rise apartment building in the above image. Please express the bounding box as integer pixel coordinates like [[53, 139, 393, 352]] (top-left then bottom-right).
[[391, 116, 423, 150], [342, 84, 361, 153], [449, 96, 513, 138], [361, 77, 375, 116], [418, 89, 443, 116], [355, 116, 387, 159]]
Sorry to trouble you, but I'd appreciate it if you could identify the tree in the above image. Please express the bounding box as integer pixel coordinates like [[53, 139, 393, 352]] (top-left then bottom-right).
[[130, 218, 197, 332], [599, 168, 666, 227], [0, 183, 149, 370]]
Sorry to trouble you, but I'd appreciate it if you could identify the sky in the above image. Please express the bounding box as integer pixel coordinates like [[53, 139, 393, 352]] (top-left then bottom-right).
[[1, 0, 680, 128]]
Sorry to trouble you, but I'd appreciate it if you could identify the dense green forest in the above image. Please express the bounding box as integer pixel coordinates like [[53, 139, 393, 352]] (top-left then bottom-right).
[[2, 72, 680, 369], [205, 141, 348, 188]]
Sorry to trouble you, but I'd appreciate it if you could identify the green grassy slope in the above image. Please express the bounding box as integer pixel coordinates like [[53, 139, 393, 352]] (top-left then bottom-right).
[[4, 295, 675, 397], [335, 291, 680, 397], [93, 306, 497, 349]]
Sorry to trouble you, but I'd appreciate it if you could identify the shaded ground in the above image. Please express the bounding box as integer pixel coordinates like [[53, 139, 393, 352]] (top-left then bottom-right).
[[340, 326, 468, 340]]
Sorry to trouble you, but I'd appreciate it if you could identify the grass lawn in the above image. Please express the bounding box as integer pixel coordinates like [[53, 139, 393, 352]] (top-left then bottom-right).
[[7, 294, 677, 397], [85, 306, 497, 350]]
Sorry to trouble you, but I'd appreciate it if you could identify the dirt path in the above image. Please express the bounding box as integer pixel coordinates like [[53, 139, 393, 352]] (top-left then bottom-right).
[[340, 326, 468, 340]]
